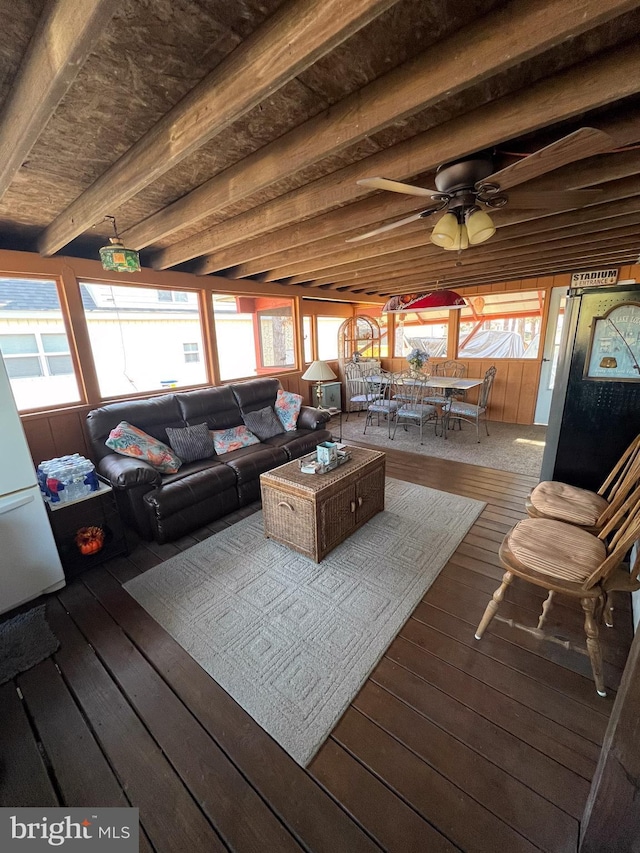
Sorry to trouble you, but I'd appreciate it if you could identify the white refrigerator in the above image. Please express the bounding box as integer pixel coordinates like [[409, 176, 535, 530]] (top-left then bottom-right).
[[0, 354, 65, 615]]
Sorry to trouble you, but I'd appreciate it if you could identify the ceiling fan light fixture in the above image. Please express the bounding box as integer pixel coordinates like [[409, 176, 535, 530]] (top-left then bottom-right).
[[430, 212, 459, 248], [466, 208, 496, 245], [443, 223, 469, 251]]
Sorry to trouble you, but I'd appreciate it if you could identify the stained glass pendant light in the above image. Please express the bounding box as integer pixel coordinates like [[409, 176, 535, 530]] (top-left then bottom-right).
[[382, 289, 466, 312], [99, 215, 141, 272]]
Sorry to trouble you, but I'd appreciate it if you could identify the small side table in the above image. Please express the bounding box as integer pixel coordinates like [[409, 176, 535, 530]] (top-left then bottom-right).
[[312, 380, 341, 410], [319, 407, 342, 442], [45, 477, 128, 578]]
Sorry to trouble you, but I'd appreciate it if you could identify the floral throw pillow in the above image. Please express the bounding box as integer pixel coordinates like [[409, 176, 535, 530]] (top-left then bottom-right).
[[105, 421, 182, 473], [274, 388, 303, 431], [210, 425, 260, 454]]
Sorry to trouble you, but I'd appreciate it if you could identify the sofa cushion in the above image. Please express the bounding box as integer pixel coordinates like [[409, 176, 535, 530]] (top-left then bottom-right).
[[242, 405, 285, 441], [219, 443, 288, 485], [231, 377, 280, 413], [275, 388, 303, 431], [263, 427, 333, 459], [211, 425, 260, 454], [86, 394, 184, 462], [146, 461, 238, 517], [165, 422, 214, 463], [106, 421, 182, 473], [175, 385, 241, 430]]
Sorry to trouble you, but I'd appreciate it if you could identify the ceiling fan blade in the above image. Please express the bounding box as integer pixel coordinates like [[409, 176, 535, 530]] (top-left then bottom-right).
[[345, 210, 436, 242], [357, 177, 439, 198], [504, 189, 603, 208], [480, 128, 615, 191]]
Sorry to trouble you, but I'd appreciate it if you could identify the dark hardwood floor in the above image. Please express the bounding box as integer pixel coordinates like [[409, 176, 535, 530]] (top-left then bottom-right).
[[0, 443, 632, 852]]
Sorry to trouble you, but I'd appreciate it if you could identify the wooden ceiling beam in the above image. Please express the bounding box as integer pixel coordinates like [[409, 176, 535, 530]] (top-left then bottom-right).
[[308, 229, 640, 289], [256, 176, 640, 280], [36, 0, 399, 256], [342, 251, 640, 295], [157, 46, 640, 270], [206, 149, 640, 276], [285, 211, 640, 285], [0, 0, 118, 203], [263, 197, 640, 281], [119, 0, 631, 249], [343, 246, 639, 293]]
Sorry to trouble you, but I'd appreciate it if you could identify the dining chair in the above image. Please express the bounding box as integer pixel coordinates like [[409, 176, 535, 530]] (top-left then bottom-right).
[[363, 371, 398, 436], [475, 484, 640, 696], [526, 433, 640, 534], [443, 365, 496, 441], [391, 374, 438, 444], [344, 361, 382, 420], [526, 433, 640, 628]]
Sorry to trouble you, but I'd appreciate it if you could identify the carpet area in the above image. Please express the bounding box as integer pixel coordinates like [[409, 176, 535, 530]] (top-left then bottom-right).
[[124, 478, 484, 765], [0, 605, 59, 685], [341, 416, 546, 477]]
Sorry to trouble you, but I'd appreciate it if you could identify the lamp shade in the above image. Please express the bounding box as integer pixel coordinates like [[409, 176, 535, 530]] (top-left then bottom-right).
[[99, 239, 141, 272], [430, 212, 459, 248], [444, 224, 469, 251], [383, 290, 466, 312], [301, 360, 337, 382], [466, 208, 496, 245]]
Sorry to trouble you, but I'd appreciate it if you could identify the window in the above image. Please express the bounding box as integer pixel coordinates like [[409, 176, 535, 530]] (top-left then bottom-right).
[[317, 316, 343, 360], [303, 316, 313, 363], [393, 308, 450, 358], [458, 291, 544, 358], [0, 278, 80, 410], [158, 290, 188, 303], [212, 294, 295, 381], [183, 342, 200, 363], [82, 283, 207, 396]]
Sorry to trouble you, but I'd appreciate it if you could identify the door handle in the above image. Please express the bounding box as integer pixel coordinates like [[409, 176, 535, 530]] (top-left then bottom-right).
[[0, 493, 35, 515], [542, 358, 550, 362]]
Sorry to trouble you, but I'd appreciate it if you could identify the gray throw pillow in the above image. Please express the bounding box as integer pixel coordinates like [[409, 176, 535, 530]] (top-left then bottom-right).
[[242, 406, 285, 441], [165, 422, 215, 463]]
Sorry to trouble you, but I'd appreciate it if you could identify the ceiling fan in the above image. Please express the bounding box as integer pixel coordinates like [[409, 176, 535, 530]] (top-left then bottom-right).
[[348, 128, 613, 251]]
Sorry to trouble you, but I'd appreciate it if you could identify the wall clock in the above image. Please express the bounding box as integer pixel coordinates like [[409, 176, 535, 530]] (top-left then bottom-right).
[[585, 302, 640, 381]]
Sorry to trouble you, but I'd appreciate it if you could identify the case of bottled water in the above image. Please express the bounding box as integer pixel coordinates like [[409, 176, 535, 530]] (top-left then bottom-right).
[[37, 453, 99, 503]]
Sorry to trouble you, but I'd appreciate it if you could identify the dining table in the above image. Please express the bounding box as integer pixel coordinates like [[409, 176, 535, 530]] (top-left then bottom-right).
[[364, 373, 484, 437]]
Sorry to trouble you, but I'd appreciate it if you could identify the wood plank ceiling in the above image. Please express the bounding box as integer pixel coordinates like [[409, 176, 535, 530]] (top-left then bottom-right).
[[1, 0, 640, 300]]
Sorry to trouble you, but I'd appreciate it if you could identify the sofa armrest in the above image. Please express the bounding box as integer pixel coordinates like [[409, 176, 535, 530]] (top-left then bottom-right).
[[97, 453, 161, 489], [297, 406, 331, 430]]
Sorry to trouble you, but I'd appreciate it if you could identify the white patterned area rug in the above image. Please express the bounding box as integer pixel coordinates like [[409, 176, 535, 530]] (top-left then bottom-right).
[[124, 478, 484, 766]]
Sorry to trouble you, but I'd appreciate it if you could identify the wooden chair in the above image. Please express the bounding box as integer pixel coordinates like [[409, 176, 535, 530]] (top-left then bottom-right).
[[444, 365, 496, 442], [474, 485, 640, 696], [526, 433, 640, 534]]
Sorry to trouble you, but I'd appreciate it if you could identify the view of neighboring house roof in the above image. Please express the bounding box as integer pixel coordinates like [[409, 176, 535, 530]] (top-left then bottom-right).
[[0, 279, 97, 311]]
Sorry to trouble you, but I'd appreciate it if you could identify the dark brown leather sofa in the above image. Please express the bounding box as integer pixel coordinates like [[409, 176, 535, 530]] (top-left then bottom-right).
[[86, 377, 331, 543]]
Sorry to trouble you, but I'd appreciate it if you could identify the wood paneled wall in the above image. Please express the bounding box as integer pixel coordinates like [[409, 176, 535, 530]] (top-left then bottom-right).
[[382, 357, 541, 424]]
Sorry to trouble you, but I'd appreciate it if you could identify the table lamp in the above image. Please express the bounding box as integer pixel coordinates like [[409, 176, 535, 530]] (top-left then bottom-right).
[[301, 360, 337, 408]]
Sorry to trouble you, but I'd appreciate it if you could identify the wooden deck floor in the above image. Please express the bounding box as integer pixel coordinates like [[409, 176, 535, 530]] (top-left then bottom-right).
[[0, 445, 632, 852]]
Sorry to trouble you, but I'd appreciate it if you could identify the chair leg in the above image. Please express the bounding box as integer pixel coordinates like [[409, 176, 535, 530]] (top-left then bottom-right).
[[537, 590, 554, 629], [581, 597, 607, 697], [475, 571, 513, 639], [603, 592, 615, 628]]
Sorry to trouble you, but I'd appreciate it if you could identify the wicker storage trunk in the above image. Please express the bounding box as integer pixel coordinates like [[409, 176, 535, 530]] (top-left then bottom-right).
[[260, 447, 385, 562]]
